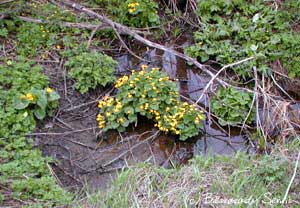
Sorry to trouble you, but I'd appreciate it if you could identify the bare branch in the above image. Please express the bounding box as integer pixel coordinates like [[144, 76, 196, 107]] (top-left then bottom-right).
[[195, 56, 254, 104]]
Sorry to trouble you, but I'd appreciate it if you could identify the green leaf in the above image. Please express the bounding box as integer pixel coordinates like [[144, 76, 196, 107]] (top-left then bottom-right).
[[36, 90, 47, 109], [48, 91, 60, 101], [34, 107, 46, 120], [14, 96, 30, 110]]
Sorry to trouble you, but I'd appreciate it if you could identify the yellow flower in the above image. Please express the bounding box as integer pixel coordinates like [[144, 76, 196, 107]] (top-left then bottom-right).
[[183, 102, 189, 106], [117, 118, 125, 123], [128, 8, 136, 13], [41, 54, 47, 59], [96, 114, 104, 121], [46, 88, 53, 93], [141, 64, 148, 70], [175, 130, 180, 135], [144, 103, 149, 109], [115, 76, 129, 88], [98, 121, 105, 128], [26, 93, 34, 101]]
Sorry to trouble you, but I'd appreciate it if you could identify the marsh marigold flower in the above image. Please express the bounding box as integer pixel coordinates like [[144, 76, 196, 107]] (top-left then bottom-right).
[[46, 88, 53, 93], [26, 93, 34, 101]]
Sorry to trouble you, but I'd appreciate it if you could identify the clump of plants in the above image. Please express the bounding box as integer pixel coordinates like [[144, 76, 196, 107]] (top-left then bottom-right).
[[94, 0, 160, 28], [211, 87, 254, 126], [16, 22, 55, 57], [186, 0, 300, 78], [120, 0, 160, 27], [97, 66, 204, 140], [13, 88, 60, 120], [65, 51, 117, 93]]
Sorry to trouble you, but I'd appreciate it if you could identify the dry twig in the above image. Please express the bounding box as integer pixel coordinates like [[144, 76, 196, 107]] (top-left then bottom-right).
[[282, 152, 300, 203], [195, 56, 254, 104]]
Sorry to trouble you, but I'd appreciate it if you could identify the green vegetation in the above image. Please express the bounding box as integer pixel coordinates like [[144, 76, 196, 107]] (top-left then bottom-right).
[[94, 0, 160, 27], [66, 51, 117, 93], [211, 87, 254, 126], [97, 66, 204, 140], [13, 88, 60, 120], [120, 0, 160, 27], [16, 22, 55, 57], [0, 57, 72, 206], [186, 0, 300, 78], [75, 139, 300, 208]]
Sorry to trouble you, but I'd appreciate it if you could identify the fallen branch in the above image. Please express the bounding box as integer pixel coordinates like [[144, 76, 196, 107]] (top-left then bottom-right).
[[26, 127, 98, 136], [18, 16, 110, 30], [50, 0, 230, 87], [18, 16, 149, 35], [0, 0, 15, 5]]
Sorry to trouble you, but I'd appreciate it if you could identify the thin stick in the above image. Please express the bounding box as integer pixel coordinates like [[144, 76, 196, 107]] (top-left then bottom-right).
[[26, 127, 97, 136], [270, 74, 294, 101], [113, 27, 147, 62], [87, 23, 102, 49], [195, 56, 254, 104], [102, 131, 160, 167], [282, 152, 300, 203], [47, 163, 63, 187]]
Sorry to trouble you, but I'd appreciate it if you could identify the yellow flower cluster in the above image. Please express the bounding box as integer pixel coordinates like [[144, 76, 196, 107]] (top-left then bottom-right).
[[98, 96, 114, 108], [39, 25, 49, 38], [96, 66, 205, 139], [115, 75, 129, 88], [20, 93, 34, 101], [97, 96, 125, 128], [96, 114, 105, 128], [154, 103, 204, 135], [114, 99, 123, 113], [128, 2, 140, 13]]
